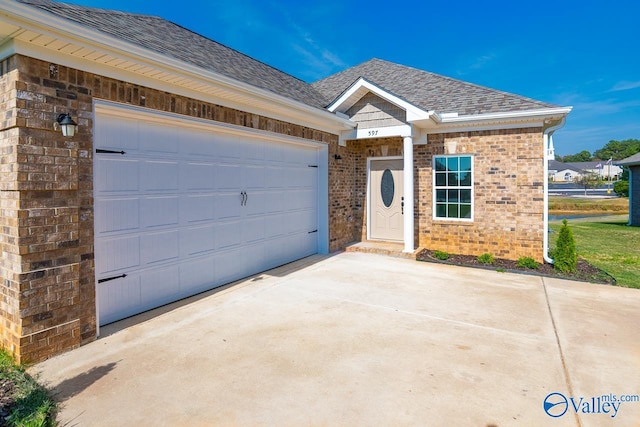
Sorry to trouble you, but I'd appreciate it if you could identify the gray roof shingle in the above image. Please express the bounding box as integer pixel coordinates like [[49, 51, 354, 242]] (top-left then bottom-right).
[[618, 153, 640, 166], [312, 58, 559, 115], [19, 0, 329, 108]]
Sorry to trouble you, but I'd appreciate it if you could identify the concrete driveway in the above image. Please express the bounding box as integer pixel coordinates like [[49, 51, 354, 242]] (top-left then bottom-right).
[[32, 252, 640, 426]]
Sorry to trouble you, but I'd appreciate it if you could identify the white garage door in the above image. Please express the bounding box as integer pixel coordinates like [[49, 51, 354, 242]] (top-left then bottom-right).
[[94, 107, 320, 325]]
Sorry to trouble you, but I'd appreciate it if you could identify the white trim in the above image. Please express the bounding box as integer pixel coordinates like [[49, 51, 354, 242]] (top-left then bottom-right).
[[432, 107, 573, 124], [543, 118, 567, 264], [403, 136, 414, 252], [366, 156, 403, 242], [328, 78, 432, 122], [432, 154, 475, 222]]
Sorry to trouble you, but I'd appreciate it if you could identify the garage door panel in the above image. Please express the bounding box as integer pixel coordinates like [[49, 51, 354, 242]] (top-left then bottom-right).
[[216, 221, 241, 250], [140, 266, 181, 309], [141, 196, 179, 228], [96, 198, 139, 234], [182, 225, 216, 256], [141, 231, 180, 265], [185, 194, 215, 223], [217, 193, 242, 220], [96, 158, 139, 192], [183, 163, 216, 190], [96, 116, 139, 152], [97, 236, 140, 275], [139, 123, 179, 154], [179, 257, 216, 295], [242, 217, 265, 243], [95, 109, 320, 326], [215, 164, 242, 190], [98, 274, 141, 325], [141, 161, 179, 191]]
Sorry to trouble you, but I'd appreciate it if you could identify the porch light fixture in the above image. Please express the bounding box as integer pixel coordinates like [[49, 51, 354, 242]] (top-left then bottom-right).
[[334, 154, 342, 160], [56, 113, 77, 137]]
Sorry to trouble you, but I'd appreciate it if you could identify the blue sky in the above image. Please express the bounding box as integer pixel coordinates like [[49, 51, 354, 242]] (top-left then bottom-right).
[[72, 0, 640, 157]]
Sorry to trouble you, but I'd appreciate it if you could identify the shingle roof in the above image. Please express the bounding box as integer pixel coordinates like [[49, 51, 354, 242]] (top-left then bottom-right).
[[312, 58, 558, 115], [18, 0, 329, 108], [618, 152, 640, 166], [548, 160, 582, 172]]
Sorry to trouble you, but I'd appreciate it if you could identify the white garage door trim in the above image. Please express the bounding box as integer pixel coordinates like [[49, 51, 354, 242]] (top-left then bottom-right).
[[93, 100, 329, 332]]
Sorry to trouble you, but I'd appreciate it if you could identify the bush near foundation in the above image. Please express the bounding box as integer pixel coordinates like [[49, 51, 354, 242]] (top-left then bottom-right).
[[554, 219, 577, 273]]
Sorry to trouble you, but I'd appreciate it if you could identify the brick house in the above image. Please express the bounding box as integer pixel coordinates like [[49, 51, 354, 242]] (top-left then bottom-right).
[[0, 0, 571, 362], [618, 153, 640, 226]]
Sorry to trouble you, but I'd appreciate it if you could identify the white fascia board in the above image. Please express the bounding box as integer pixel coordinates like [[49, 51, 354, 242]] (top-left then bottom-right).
[[0, 1, 355, 134], [328, 78, 432, 122], [418, 107, 572, 133]]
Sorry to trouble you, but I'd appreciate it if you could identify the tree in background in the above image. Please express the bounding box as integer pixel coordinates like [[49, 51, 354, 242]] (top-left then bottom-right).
[[614, 180, 629, 197], [593, 139, 640, 161], [561, 150, 592, 162], [574, 172, 603, 195]]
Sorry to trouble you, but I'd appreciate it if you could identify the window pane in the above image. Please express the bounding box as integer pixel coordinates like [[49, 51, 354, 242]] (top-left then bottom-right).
[[436, 189, 446, 202], [448, 172, 459, 186], [448, 189, 459, 202], [435, 157, 447, 171], [460, 171, 471, 186], [447, 204, 459, 218], [460, 156, 471, 172], [435, 173, 446, 186], [460, 189, 471, 203], [436, 204, 447, 218], [447, 157, 459, 172], [460, 204, 471, 219]]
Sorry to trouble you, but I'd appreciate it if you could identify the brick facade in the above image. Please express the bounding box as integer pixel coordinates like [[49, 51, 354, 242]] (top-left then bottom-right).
[[1, 55, 340, 363], [1, 53, 548, 362], [630, 166, 640, 226]]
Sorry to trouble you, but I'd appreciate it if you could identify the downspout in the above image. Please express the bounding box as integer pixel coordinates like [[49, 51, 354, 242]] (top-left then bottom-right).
[[628, 167, 633, 226], [543, 118, 567, 264]]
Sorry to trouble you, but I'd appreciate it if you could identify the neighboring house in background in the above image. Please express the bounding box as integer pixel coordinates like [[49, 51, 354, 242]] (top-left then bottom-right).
[[618, 153, 640, 226], [548, 160, 583, 182], [548, 160, 622, 181], [0, 0, 571, 362]]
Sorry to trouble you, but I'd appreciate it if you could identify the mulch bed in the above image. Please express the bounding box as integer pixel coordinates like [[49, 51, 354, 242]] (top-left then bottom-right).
[[416, 249, 617, 285]]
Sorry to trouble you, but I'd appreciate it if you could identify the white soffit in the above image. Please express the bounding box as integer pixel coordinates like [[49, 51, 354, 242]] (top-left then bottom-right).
[[0, 1, 354, 134]]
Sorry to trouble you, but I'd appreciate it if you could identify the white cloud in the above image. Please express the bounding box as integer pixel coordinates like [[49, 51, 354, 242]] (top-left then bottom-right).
[[609, 81, 640, 92]]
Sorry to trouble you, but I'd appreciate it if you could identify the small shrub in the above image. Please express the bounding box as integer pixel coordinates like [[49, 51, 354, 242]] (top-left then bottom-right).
[[496, 268, 506, 273], [554, 219, 577, 273], [517, 256, 539, 270], [477, 253, 495, 264], [613, 180, 629, 197], [433, 250, 449, 260]]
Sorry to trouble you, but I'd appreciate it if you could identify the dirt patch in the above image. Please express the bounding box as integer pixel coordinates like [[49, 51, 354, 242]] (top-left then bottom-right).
[[416, 249, 616, 285]]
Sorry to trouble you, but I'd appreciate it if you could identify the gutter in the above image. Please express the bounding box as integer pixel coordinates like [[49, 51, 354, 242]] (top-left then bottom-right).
[[543, 117, 568, 264]]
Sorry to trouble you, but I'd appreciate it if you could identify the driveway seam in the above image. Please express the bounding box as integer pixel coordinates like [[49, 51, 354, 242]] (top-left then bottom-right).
[[284, 284, 554, 342], [542, 276, 582, 427]]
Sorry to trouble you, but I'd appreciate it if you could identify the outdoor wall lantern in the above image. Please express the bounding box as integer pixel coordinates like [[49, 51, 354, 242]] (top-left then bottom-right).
[[333, 154, 342, 160], [55, 113, 77, 137]]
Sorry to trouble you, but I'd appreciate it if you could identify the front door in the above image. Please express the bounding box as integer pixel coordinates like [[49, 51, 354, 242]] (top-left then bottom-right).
[[370, 159, 404, 241]]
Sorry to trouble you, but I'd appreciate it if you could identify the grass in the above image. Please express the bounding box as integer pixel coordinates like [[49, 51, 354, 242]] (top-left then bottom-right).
[[549, 196, 628, 215], [550, 220, 640, 289], [0, 350, 57, 427]]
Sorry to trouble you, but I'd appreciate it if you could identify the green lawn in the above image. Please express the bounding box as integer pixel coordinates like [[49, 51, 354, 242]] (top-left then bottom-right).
[[550, 220, 640, 288]]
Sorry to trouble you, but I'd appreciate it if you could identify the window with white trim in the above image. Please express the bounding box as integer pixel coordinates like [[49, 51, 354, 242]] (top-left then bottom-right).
[[433, 155, 473, 220]]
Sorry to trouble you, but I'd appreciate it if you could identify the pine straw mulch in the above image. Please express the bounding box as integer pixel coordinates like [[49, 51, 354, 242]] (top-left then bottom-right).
[[416, 249, 617, 285]]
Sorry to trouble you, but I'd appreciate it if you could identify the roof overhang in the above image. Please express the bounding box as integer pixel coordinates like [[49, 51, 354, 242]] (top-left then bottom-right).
[[0, 0, 355, 134], [327, 76, 572, 136]]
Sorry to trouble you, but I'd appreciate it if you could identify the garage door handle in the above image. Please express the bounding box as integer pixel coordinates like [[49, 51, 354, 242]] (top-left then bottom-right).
[[244, 191, 248, 206], [241, 191, 248, 206]]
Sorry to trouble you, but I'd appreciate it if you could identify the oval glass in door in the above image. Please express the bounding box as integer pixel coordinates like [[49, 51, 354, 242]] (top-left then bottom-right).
[[381, 169, 394, 207]]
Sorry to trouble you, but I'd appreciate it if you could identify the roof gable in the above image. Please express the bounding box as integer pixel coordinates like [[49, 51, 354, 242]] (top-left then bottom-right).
[[313, 58, 559, 116]]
